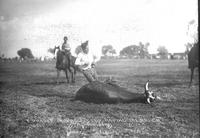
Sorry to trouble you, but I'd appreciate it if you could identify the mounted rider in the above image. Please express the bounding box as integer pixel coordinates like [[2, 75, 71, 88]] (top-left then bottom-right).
[[61, 36, 71, 66]]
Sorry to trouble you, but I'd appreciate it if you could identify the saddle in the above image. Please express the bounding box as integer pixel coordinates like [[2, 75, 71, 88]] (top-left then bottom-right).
[[62, 49, 71, 55]]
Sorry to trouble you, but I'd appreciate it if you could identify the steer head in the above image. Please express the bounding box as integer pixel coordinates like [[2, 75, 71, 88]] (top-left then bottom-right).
[[144, 80, 159, 104]]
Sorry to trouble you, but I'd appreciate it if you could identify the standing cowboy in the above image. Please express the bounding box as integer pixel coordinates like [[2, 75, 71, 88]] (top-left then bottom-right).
[[75, 40, 99, 82]]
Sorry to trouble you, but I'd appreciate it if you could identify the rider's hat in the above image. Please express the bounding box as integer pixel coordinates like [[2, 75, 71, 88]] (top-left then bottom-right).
[[81, 40, 89, 49]]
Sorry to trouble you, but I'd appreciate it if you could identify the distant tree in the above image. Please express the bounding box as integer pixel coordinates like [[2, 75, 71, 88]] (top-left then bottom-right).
[[120, 45, 140, 58], [102, 45, 116, 56], [75, 45, 82, 55], [157, 46, 168, 59], [138, 42, 150, 59], [0, 54, 5, 58], [109, 49, 116, 56], [17, 48, 34, 60]]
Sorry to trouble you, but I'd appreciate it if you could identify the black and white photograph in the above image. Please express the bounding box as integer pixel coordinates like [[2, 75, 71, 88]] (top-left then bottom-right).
[[0, 0, 199, 137]]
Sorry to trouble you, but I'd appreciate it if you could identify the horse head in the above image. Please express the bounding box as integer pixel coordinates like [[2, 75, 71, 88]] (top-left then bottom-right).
[[53, 46, 61, 57]]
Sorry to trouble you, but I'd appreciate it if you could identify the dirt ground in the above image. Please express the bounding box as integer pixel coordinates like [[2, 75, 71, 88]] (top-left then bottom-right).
[[0, 59, 199, 137]]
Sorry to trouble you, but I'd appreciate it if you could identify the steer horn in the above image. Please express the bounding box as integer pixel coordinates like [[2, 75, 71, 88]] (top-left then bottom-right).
[[144, 81, 161, 104], [144, 80, 156, 104], [145, 80, 149, 91]]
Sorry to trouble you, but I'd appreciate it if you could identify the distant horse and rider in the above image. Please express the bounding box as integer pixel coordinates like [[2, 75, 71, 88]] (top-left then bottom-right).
[[54, 45, 76, 83], [54, 36, 77, 83], [187, 41, 199, 87]]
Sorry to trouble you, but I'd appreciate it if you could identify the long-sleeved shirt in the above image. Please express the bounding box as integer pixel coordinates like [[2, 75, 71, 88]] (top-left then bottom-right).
[[75, 52, 99, 70]]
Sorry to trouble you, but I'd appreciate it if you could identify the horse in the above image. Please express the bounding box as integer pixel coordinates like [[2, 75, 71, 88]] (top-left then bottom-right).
[[188, 42, 199, 87], [74, 80, 160, 104], [54, 46, 77, 84]]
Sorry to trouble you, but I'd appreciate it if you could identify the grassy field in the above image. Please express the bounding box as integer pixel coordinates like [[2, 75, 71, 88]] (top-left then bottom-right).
[[0, 59, 199, 137]]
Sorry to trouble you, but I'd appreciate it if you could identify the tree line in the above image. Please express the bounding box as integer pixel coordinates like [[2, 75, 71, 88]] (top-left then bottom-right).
[[102, 42, 170, 59], [7, 41, 196, 61]]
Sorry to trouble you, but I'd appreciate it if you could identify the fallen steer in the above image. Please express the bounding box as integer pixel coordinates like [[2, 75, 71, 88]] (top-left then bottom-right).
[[75, 80, 159, 104]]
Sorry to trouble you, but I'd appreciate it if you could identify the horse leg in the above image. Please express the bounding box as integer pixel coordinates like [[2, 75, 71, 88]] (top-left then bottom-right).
[[68, 67, 75, 83], [73, 68, 76, 83], [65, 70, 70, 83], [56, 69, 60, 84], [71, 68, 75, 83], [189, 68, 194, 88]]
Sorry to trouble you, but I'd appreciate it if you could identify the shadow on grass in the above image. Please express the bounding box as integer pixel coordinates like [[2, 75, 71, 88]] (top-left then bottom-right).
[[0, 81, 6, 89], [29, 92, 74, 99], [135, 81, 190, 88], [23, 81, 71, 86]]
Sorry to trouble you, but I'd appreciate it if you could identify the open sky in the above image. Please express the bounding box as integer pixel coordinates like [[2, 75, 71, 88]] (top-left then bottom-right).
[[0, 0, 198, 58]]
